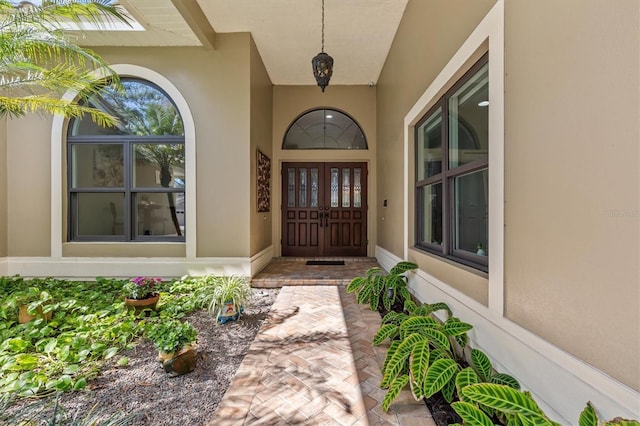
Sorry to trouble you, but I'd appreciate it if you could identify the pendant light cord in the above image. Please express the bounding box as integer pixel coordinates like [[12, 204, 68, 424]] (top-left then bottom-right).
[[321, 0, 325, 52]]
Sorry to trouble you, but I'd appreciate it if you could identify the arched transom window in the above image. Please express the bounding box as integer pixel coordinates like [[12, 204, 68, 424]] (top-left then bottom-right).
[[67, 78, 185, 242], [282, 108, 367, 150]]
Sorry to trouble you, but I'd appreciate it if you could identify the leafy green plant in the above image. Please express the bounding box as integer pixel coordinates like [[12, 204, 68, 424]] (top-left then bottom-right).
[[1, 391, 138, 425], [373, 299, 521, 413], [122, 276, 161, 300], [205, 275, 252, 322], [0, 275, 208, 397], [347, 261, 418, 312], [145, 319, 197, 354]]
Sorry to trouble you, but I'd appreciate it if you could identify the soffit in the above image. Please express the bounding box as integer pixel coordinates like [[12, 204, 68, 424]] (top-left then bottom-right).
[[76, 0, 408, 86]]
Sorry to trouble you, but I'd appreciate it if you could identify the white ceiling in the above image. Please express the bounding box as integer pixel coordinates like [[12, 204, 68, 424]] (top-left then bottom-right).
[[78, 0, 409, 86]]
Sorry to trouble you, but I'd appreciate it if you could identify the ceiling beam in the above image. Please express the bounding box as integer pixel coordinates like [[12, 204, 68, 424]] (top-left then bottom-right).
[[170, 0, 216, 49]]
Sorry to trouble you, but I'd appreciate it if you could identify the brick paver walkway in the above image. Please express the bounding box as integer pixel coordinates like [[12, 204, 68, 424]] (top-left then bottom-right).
[[208, 282, 434, 425]]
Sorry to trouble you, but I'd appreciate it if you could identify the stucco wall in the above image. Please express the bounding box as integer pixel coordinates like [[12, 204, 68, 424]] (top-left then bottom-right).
[[95, 38, 253, 258], [7, 115, 52, 257], [272, 85, 377, 256], [0, 116, 7, 257], [6, 34, 255, 259], [249, 36, 274, 257], [376, 0, 496, 303], [504, 0, 640, 391]]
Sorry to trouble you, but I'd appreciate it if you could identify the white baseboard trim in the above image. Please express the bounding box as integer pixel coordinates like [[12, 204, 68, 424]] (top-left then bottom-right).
[[374, 246, 640, 424], [250, 245, 273, 276], [5, 256, 252, 280], [0, 257, 7, 276]]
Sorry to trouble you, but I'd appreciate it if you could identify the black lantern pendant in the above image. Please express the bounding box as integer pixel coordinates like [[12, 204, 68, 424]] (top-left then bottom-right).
[[311, 0, 333, 92]]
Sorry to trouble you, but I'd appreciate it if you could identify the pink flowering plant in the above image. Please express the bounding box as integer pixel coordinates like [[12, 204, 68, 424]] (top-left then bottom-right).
[[124, 276, 161, 300]]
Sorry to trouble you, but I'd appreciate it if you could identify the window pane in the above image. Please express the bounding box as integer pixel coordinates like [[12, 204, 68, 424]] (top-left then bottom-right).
[[287, 168, 296, 207], [310, 168, 319, 208], [299, 169, 307, 207], [448, 63, 489, 169], [135, 192, 184, 237], [76, 193, 125, 236], [419, 183, 443, 246], [417, 108, 442, 180], [342, 168, 350, 207], [454, 169, 488, 255], [330, 168, 339, 207], [133, 144, 185, 188], [71, 144, 123, 188], [353, 168, 362, 208], [283, 109, 367, 150], [69, 79, 184, 137]]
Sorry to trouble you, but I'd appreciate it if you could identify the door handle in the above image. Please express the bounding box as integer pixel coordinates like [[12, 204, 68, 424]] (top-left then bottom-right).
[[324, 211, 329, 227], [319, 211, 324, 227]]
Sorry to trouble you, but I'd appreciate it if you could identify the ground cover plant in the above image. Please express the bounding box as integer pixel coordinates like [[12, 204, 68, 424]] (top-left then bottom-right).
[[0, 275, 278, 425]]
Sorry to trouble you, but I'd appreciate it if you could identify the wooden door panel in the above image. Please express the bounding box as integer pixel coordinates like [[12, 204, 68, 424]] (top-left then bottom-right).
[[282, 162, 367, 257]]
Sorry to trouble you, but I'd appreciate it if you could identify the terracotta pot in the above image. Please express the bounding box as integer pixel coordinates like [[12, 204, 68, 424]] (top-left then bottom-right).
[[18, 305, 52, 324], [160, 345, 196, 376], [124, 294, 160, 315]]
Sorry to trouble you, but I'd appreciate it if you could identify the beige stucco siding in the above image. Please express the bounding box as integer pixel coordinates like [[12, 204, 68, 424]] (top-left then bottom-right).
[[7, 114, 52, 257], [504, 0, 640, 391], [0, 116, 7, 257], [272, 85, 377, 256], [94, 35, 252, 258], [249, 36, 274, 257], [376, 0, 495, 303]]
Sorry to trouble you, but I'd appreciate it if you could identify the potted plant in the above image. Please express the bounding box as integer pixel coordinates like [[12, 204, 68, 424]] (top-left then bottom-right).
[[122, 276, 161, 315], [207, 275, 252, 324], [5, 286, 54, 324], [146, 319, 197, 376]]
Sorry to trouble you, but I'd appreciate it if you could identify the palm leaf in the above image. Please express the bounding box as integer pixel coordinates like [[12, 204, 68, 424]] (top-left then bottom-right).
[[382, 374, 409, 412], [423, 358, 458, 398], [373, 324, 398, 346], [451, 401, 496, 426], [471, 348, 493, 381]]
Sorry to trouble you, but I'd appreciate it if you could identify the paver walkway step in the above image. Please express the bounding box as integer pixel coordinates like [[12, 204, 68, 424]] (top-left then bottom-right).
[[208, 285, 434, 425]]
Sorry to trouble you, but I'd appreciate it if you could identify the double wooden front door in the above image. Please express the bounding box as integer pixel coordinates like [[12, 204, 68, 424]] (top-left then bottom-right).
[[282, 162, 367, 257]]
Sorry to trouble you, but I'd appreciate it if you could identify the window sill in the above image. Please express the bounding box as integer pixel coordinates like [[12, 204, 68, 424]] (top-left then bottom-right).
[[411, 246, 489, 278]]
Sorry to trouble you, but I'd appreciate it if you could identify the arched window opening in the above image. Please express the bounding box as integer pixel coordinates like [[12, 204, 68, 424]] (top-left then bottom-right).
[[282, 108, 367, 150], [67, 78, 185, 242]]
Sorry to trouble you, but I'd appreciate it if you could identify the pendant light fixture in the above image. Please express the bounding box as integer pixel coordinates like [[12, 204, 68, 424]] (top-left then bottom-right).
[[311, 0, 333, 92]]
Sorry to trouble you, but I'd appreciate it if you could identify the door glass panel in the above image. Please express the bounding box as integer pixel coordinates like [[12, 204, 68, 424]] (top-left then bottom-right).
[[287, 168, 295, 207], [299, 168, 307, 207], [353, 168, 362, 208], [76, 193, 125, 236], [454, 168, 488, 255], [419, 183, 442, 246], [310, 168, 319, 208], [448, 63, 489, 169], [417, 108, 442, 180], [342, 168, 350, 207], [330, 168, 339, 207], [71, 144, 123, 188]]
